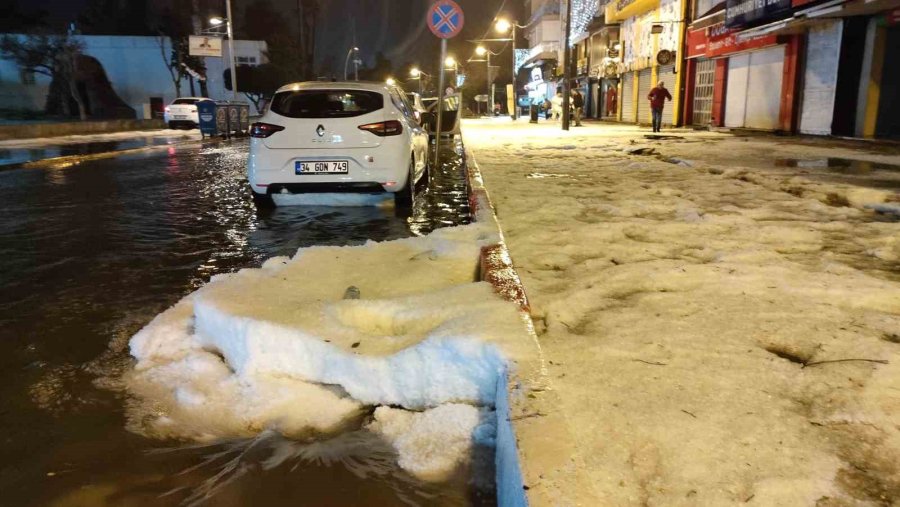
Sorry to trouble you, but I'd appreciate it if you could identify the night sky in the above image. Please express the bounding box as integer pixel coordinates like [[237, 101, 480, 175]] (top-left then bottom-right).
[[21, 0, 522, 79]]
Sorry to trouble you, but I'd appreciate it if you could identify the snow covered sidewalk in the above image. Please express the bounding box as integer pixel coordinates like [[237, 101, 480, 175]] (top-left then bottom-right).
[[464, 119, 900, 505]]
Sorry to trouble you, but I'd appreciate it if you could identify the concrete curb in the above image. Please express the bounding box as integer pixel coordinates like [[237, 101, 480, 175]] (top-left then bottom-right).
[[0, 118, 166, 141], [465, 149, 533, 507]]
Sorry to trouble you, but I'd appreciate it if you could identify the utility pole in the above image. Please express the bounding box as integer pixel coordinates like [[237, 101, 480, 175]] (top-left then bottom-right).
[[226, 0, 237, 101], [562, 0, 573, 131]]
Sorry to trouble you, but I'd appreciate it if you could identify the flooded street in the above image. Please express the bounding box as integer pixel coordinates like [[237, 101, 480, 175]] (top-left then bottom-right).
[[0, 138, 483, 506]]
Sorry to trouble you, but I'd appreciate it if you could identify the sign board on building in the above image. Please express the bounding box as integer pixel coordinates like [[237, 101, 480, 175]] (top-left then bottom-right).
[[686, 22, 779, 58], [189, 36, 223, 57], [888, 7, 900, 25], [531, 67, 543, 83], [725, 0, 792, 28]]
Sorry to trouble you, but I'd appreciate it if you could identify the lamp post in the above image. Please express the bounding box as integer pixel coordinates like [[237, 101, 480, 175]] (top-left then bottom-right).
[[444, 56, 458, 89], [210, 1, 236, 100], [495, 18, 523, 120], [344, 46, 360, 80], [410, 68, 430, 95], [562, 0, 573, 131], [474, 46, 497, 116]]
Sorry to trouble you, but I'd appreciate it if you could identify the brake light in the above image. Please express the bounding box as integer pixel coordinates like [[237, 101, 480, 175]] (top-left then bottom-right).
[[250, 122, 285, 138], [358, 120, 403, 137]]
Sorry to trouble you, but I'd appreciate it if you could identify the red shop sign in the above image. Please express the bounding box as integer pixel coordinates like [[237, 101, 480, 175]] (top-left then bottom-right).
[[686, 28, 709, 58], [706, 22, 778, 58]]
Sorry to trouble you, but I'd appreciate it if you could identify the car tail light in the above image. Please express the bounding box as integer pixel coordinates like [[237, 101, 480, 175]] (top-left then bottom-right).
[[358, 120, 403, 137], [250, 122, 285, 138]]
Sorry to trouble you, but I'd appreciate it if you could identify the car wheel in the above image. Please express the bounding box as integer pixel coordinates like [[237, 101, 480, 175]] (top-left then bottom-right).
[[394, 158, 415, 208], [251, 190, 274, 208]]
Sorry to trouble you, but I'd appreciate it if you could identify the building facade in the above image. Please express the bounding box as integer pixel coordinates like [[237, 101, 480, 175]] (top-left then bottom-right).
[[0, 35, 267, 119], [682, 0, 899, 138]]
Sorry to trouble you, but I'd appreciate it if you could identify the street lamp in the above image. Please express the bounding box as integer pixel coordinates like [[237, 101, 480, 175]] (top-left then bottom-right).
[[209, 1, 237, 100], [344, 46, 360, 81], [386, 77, 396, 86], [410, 68, 429, 94], [472, 46, 497, 116], [495, 18, 523, 120]]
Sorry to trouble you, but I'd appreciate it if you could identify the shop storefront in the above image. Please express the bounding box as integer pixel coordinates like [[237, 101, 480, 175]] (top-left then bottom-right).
[[607, 0, 687, 126], [587, 23, 621, 120]]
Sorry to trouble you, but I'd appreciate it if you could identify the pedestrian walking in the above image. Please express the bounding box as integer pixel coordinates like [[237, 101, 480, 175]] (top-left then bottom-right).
[[647, 81, 672, 133], [551, 88, 563, 122], [543, 98, 552, 120], [572, 88, 585, 127]]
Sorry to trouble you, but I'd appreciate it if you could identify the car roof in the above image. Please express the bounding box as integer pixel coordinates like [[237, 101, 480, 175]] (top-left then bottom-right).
[[274, 81, 396, 94], [171, 97, 209, 101]]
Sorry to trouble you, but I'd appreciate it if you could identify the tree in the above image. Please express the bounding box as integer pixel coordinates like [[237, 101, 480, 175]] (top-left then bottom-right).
[[224, 64, 282, 113], [0, 34, 89, 119], [151, 3, 207, 98], [79, 0, 153, 35], [358, 52, 394, 82]]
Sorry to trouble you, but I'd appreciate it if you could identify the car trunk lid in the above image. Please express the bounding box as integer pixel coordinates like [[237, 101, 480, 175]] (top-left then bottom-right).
[[262, 89, 386, 150]]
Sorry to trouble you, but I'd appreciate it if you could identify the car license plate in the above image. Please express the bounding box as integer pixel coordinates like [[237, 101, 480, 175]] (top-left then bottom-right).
[[174, 115, 188, 119], [296, 161, 349, 174]]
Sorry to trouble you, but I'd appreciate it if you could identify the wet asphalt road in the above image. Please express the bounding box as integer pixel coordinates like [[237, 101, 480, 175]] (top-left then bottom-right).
[[0, 137, 484, 506]]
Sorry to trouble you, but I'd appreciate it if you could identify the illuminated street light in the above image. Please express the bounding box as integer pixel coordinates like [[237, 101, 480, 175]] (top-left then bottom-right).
[[475, 46, 487, 56], [386, 77, 396, 86], [492, 18, 522, 120], [209, 17, 224, 26], [410, 68, 421, 78], [444, 56, 457, 68]]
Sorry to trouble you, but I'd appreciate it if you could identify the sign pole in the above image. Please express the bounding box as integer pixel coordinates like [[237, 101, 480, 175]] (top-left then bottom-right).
[[226, 0, 237, 101], [434, 38, 447, 171]]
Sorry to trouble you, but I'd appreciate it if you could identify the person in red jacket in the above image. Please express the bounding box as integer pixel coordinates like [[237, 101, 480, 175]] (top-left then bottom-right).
[[647, 81, 672, 133]]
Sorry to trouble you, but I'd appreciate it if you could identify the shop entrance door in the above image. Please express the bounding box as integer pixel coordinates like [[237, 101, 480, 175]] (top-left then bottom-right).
[[621, 73, 634, 122], [692, 59, 715, 126], [637, 68, 653, 124], [725, 46, 784, 129]]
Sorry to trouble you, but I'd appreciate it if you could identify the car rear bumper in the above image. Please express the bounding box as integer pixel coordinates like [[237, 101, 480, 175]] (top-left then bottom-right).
[[262, 182, 387, 195], [248, 140, 408, 195]]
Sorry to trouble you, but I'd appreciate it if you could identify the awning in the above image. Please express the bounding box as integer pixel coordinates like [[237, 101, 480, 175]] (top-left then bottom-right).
[[606, 0, 661, 22], [735, 0, 897, 39]]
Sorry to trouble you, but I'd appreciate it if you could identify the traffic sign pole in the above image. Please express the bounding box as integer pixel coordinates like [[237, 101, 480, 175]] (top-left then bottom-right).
[[434, 38, 446, 172], [426, 0, 464, 172]]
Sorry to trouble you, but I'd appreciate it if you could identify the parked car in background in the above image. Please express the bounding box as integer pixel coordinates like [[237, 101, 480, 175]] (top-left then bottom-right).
[[164, 97, 209, 129], [247, 81, 429, 207]]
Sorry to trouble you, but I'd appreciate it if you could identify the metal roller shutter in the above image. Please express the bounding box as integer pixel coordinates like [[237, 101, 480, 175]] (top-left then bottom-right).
[[658, 65, 676, 126], [621, 73, 634, 122], [637, 68, 652, 124], [692, 59, 715, 126]]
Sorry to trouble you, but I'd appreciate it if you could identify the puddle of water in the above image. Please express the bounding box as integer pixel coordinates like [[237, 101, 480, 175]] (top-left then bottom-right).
[[0, 138, 485, 506]]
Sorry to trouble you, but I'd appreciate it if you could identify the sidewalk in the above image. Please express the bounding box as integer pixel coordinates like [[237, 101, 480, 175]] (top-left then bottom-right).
[[464, 119, 900, 505]]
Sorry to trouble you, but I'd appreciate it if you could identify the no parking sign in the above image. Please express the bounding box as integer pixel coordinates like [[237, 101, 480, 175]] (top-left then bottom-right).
[[427, 0, 465, 39]]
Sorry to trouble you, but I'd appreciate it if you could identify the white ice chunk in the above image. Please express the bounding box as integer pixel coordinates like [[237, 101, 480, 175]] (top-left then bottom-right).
[[367, 403, 496, 480]]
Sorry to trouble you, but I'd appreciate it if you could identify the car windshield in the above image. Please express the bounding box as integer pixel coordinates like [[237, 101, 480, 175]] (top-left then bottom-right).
[[172, 99, 199, 105], [270, 90, 383, 118]]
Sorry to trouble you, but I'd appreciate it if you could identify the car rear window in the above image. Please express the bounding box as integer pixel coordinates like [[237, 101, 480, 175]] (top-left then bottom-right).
[[172, 99, 199, 105], [270, 90, 383, 118]]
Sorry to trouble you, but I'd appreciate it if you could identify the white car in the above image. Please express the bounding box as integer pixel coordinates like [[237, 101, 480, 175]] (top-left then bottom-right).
[[164, 97, 208, 129], [247, 82, 429, 207]]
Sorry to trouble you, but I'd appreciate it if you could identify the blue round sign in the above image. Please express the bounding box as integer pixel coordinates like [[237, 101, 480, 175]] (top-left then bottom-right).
[[427, 0, 465, 39]]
